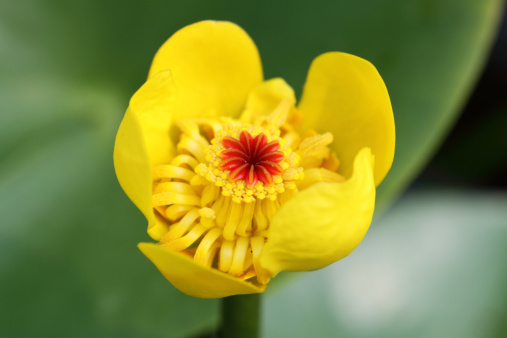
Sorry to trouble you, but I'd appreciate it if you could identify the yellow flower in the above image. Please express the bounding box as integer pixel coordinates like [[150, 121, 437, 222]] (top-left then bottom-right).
[[114, 21, 395, 298]]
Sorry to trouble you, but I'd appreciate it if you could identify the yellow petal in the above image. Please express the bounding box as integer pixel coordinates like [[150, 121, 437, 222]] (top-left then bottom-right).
[[298, 52, 395, 186], [114, 71, 176, 239], [138, 243, 266, 298], [148, 21, 263, 119], [260, 147, 375, 276], [242, 78, 296, 122]]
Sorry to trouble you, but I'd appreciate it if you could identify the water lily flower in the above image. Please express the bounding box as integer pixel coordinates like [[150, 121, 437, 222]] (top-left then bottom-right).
[[114, 21, 395, 298]]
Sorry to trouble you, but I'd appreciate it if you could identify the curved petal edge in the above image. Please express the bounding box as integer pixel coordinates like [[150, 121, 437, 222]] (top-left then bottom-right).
[[260, 147, 376, 276], [139, 243, 266, 298], [114, 71, 176, 238], [298, 52, 395, 186], [148, 20, 263, 120]]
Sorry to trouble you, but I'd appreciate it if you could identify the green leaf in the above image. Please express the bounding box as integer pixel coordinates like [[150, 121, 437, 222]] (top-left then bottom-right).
[[0, 0, 502, 336], [264, 190, 507, 338]]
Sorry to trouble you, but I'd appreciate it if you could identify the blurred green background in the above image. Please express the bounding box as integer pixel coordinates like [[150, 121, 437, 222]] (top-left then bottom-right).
[[1, 0, 506, 337]]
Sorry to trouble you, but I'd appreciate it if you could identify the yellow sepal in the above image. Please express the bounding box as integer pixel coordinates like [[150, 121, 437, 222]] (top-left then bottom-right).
[[298, 52, 395, 186], [138, 243, 266, 298], [260, 147, 376, 276], [113, 71, 176, 239], [148, 21, 263, 120]]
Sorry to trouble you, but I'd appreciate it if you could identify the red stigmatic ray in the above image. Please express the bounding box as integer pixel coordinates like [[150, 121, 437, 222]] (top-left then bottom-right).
[[220, 131, 284, 187]]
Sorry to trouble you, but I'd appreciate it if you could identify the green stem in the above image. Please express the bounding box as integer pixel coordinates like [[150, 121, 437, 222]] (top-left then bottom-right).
[[220, 293, 261, 338]]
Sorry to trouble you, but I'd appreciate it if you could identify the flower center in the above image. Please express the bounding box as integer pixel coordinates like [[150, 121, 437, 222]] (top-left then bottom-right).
[[195, 124, 303, 203]]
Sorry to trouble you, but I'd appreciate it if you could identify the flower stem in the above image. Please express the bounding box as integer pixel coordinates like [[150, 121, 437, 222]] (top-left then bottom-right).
[[220, 293, 261, 338]]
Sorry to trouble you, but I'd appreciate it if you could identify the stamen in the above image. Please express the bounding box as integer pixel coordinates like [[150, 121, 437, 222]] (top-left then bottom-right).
[[253, 200, 268, 232], [194, 227, 222, 266], [154, 182, 197, 195], [201, 184, 220, 207], [215, 196, 231, 227], [298, 132, 333, 154], [266, 98, 291, 127], [251, 236, 270, 284], [161, 208, 200, 242], [223, 202, 243, 240], [219, 240, 235, 272], [165, 204, 194, 221], [153, 165, 195, 182], [236, 201, 255, 236], [297, 132, 334, 169], [262, 199, 279, 222], [152, 192, 201, 207], [162, 224, 207, 251], [229, 237, 249, 276], [171, 154, 199, 169], [177, 137, 207, 163], [199, 207, 216, 228]]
